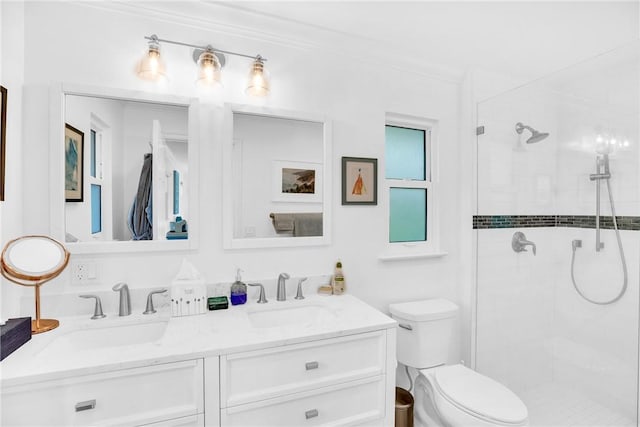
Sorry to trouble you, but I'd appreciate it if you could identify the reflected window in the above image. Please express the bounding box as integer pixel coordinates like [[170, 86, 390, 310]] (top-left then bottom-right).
[[91, 184, 102, 234]]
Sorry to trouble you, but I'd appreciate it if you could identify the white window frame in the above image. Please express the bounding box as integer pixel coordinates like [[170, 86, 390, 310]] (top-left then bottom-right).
[[381, 113, 445, 260]]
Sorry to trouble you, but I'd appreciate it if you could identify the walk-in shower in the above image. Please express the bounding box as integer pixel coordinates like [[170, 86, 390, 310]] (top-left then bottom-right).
[[571, 153, 628, 305], [476, 42, 639, 427]]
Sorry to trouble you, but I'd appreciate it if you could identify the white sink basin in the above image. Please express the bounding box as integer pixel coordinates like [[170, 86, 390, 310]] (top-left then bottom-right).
[[39, 321, 168, 355], [247, 304, 336, 328]]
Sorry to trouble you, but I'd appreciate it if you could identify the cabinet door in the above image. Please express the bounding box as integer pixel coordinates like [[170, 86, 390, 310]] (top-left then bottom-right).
[[221, 375, 386, 426], [221, 331, 386, 407], [2, 359, 204, 426]]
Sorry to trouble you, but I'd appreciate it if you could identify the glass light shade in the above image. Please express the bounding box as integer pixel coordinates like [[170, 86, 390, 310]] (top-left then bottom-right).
[[246, 57, 270, 97], [137, 44, 167, 82], [197, 50, 222, 87]]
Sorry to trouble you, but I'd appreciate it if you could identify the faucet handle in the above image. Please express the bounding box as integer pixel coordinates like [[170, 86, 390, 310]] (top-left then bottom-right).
[[295, 277, 308, 300], [79, 294, 106, 319], [143, 288, 168, 315], [248, 283, 268, 304]]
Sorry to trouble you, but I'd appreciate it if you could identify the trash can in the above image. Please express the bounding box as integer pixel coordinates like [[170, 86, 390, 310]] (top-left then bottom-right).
[[395, 387, 414, 427]]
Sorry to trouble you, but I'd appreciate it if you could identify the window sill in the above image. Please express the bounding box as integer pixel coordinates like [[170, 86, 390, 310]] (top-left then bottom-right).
[[378, 251, 448, 262]]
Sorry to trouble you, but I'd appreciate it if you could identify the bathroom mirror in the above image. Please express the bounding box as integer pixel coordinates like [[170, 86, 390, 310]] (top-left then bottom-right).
[[50, 84, 199, 254], [222, 104, 332, 249]]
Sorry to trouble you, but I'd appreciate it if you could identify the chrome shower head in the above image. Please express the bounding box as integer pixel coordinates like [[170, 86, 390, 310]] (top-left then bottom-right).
[[515, 122, 549, 144]]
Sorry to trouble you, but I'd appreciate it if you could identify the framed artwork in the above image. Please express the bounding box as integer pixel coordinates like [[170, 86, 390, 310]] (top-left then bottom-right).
[[0, 86, 6, 202], [272, 160, 322, 203], [65, 123, 84, 202], [342, 156, 377, 205]]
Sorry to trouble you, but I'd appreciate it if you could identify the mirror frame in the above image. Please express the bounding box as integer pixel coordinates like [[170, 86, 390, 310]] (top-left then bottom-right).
[[222, 104, 332, 249], [49, 83, 200, 254]]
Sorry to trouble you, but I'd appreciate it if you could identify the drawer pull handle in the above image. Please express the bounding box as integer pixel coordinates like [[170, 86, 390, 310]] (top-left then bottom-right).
[[305, 361, 319, 370], [75, 399, 96, 412], [305, 409, 319, 419], [399, 323, 413, 331]]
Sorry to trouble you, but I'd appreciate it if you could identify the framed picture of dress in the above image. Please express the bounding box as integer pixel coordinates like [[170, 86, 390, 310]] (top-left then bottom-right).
[[341, 156, 377, 205], [65, 123, 84, 202]]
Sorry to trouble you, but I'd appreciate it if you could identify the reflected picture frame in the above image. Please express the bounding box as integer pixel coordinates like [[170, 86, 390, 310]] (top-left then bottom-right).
[[342, 156, 377, 205], [0, 86, 6, 202], [64, 123, 84, 202], [272, 160, 322, 203]]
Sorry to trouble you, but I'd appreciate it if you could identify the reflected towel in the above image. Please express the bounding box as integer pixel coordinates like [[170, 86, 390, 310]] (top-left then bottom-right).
[[271, 213, 295, 233], [293, 213, 323, 237]]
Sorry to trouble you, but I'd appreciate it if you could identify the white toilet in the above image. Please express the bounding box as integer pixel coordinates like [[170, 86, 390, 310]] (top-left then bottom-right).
[[389, 299, 528, 427]]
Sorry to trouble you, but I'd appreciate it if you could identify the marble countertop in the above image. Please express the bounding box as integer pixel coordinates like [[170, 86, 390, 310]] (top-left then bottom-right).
[[1, 294, 396, 387]]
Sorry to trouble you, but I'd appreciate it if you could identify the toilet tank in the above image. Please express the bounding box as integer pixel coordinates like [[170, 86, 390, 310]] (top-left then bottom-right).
[[389, 299, 459, 369]]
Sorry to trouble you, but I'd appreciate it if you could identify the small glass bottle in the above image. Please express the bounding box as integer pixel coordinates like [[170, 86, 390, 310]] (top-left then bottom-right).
[[332, 260, 346, 295], [230, 268, 247, 305]]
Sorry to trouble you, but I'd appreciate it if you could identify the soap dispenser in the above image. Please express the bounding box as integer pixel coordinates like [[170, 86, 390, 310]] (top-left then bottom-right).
[[230, 268, 247, 305]]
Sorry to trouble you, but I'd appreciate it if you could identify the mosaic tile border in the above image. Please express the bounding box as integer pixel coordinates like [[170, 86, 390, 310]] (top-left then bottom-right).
[[473, 215, 640, 231]]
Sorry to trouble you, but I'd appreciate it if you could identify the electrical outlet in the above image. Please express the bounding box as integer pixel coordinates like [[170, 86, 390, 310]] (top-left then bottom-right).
[[71, 260, 98, 284]]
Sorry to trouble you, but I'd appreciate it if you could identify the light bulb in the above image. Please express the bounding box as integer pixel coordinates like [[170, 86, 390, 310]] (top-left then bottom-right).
[[196, 49, 221, 87], [137, 38, 166, 82], [246, 56, 270, 97]]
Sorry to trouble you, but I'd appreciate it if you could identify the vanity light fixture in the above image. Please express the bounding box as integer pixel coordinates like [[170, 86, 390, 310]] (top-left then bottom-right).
[[136, 34, 271, 96]]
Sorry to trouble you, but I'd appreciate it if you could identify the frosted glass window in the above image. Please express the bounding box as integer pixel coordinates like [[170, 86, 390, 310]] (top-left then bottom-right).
[[91, 184, 102, 234], [90, 129, 97, 178], [385, 126, 426, 180], [389, 188, 427, 242]]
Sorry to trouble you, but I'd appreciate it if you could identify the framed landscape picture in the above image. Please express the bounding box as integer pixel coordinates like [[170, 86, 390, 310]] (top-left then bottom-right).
[[272, 160, 322, 203], [65, 123, 84, 202]]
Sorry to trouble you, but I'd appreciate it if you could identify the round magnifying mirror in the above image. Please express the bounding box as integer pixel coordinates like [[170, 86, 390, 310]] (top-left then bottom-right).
[[1, 235, 70, 333], [2, 236, 69, 284]]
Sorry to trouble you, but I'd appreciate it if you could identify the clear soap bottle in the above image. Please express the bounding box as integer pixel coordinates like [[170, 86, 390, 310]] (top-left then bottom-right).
[[332, 260, 346, 295], [230, 269, 247, 305]]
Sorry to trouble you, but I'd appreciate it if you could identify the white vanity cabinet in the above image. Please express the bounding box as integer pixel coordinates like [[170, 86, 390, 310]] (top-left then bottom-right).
[[217, 330, 395, 426], [1, 359, 204, 427]]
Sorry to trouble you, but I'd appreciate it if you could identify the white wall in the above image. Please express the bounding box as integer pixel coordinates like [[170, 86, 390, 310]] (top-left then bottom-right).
[[3, 2, 463, 342], [0, 1, 26, 320]]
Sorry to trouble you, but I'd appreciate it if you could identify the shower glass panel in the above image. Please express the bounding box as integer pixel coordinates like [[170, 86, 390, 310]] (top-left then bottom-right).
[[476, 42, 639, 427]]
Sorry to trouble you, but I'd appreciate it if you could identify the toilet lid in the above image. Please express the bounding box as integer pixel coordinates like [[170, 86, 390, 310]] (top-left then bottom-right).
[[434, 365, 528, 425]]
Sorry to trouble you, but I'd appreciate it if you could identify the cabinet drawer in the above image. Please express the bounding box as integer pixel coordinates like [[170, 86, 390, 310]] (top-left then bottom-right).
[[221, 375, 385, 426], [2, 359, 203, 427], [221, 331, 386, 407]]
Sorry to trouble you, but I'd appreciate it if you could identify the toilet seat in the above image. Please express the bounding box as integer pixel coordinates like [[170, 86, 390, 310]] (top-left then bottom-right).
[[431, 365, 528, 425]]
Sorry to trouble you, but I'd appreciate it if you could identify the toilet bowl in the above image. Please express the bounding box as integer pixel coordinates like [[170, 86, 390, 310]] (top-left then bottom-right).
[[414, 364, 528, 427], [389, 299, 529, 427]]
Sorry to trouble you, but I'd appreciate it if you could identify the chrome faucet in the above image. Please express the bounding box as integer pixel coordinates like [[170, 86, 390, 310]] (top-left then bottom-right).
[[112, 282, 131, 316], [143, 288, 168, 315], [79, 294, 106, 319], [295, 277, 308, 300], [512, 231, 537, 256], [277, 273, 290, 301], [248, 283, 268, 303]]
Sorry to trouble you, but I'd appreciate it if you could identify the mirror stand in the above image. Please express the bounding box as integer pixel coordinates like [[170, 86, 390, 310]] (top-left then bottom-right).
[[0, 235, 70, 334]]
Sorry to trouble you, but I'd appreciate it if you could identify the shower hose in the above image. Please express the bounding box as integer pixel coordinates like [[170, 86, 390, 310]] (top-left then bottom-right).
[[570, 178, 628, 305]]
